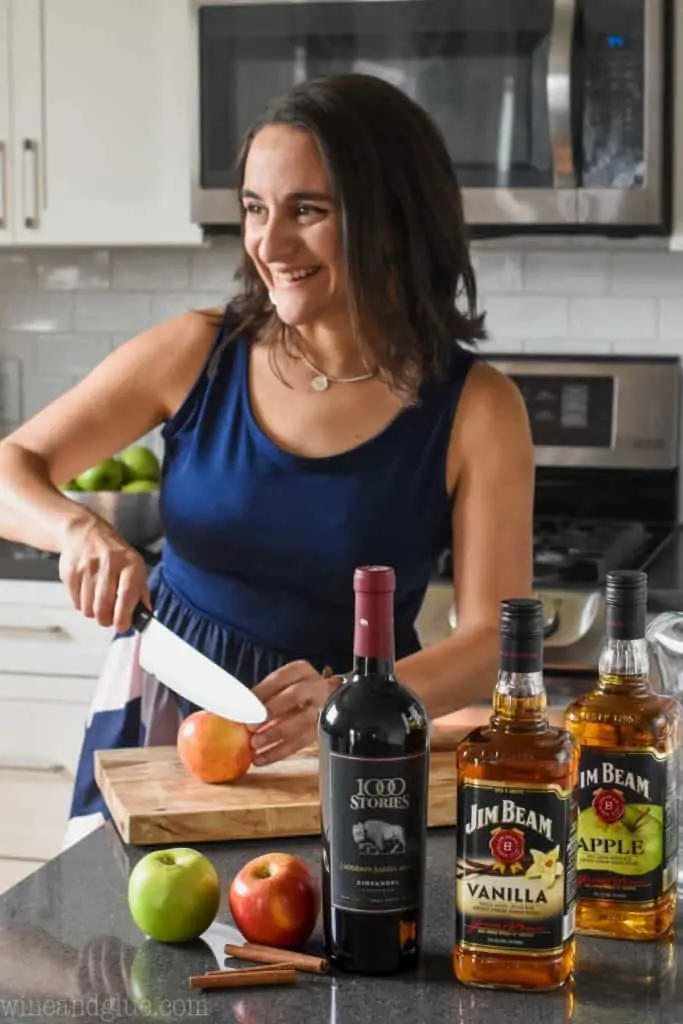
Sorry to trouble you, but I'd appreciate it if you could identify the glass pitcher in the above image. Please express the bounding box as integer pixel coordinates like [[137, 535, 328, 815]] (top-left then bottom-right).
[[646, 611, 683, 895]]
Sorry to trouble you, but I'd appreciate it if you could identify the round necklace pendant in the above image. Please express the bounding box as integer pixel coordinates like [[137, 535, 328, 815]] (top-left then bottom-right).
[[311, 374, 330, 392]]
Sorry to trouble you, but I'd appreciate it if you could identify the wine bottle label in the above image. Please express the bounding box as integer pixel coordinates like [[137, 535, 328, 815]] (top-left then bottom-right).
[[576, 747, 678, 903], [455, 780, 577, 955], [324, 750, 427, 914]]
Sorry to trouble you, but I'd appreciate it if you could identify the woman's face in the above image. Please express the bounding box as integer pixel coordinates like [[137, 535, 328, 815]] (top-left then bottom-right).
[[241, 124, 349, 334]]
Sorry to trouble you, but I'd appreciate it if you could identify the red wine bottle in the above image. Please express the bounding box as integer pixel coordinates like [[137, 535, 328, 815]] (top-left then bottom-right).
[[319, 565, 429, 974]]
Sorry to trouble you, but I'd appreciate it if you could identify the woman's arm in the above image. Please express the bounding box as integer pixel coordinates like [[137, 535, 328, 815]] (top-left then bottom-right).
[[0, 310, 219, 632], [396, 361, 535, 718], [0, 311, 215, 553]]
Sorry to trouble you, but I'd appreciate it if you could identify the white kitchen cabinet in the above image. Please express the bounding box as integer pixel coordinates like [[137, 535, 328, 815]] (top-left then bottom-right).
[[0, 598, 113, 676], [670, 0, 683, 250], [0, 765, 75, 861], [0, 578, 113, 675], [2, 0, 202, 246], [0, 858, 44, 893], [0, 580, 107, 879], [0, 0, 11, 246]]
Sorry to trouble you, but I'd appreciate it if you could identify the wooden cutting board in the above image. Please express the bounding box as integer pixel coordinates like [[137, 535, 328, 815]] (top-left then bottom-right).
[[94, 724, 467, 846]]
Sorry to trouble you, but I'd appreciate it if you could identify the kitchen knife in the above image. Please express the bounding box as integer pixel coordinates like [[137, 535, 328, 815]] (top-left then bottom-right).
[[132, 603, 268, 725]]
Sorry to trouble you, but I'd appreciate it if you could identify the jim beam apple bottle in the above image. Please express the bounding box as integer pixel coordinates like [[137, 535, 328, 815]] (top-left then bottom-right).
[[454, 598, 579, 991], [564, 570, 682, 940], [318, 566, 429, 975]]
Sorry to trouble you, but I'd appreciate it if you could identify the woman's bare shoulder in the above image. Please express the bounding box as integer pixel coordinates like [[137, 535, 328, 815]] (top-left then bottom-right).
[[448, 358, 533, 482], [462, 359, 528, 423], [120, 306, 226, 410], [127, 306, 223, 359]]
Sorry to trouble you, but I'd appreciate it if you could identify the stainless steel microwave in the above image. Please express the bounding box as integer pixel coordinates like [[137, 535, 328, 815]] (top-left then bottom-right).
[[191, 0, 669, 235]]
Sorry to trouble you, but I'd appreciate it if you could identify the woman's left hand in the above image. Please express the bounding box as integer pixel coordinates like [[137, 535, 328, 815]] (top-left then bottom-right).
[[250, 660, 339, 766]]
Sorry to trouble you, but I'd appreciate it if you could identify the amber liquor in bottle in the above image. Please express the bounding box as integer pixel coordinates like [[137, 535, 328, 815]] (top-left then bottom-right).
[[319, 565, 429, 975], [564, 570, 681, 941], [454, 598, 579, 991]]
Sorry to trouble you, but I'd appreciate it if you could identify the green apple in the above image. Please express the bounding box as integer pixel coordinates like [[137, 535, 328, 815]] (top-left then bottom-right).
[[118, 446, 161, 484], [58, 478, 81, 492], [122, 479, 159, 493], [75, 458, 125, 492], [127, 848, 220, 943], [122, 479, 160, 495]]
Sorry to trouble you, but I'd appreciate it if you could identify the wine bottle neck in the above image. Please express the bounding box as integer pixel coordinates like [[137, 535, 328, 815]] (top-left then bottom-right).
[[352, 655, 396, 677], [353, 585, 394, 663], [492, 671, 548, 727]]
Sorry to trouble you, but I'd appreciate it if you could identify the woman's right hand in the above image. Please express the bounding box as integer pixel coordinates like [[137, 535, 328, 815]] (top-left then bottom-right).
[[58, 512, 151, 634]]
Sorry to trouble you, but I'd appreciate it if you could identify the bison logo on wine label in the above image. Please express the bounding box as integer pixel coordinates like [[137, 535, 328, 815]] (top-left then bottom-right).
[[352, 820, 406, 854], [325, 750, 427, 914]]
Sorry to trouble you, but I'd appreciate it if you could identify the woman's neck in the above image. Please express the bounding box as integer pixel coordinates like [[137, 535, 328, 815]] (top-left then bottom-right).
[[285, 323, 377, 379]]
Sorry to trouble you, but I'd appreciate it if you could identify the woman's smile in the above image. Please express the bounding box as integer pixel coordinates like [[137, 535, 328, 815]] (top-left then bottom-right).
[[270, 265, 323, 288]]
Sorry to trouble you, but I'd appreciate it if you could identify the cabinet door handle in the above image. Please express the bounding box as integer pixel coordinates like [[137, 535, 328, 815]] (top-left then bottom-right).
[[0, 623, 67, 640], [22, 138, 40, 229], [0, 141, 7, 230], [0, 759, 68, 776]]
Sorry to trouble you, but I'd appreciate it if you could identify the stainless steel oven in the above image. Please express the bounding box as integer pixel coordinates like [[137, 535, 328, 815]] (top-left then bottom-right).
[[416, 355, 681, 675], [191, 0, 669, 235]]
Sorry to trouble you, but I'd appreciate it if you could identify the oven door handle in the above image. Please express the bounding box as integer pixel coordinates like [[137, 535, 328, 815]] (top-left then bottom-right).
[[547, 0, 577, 188]]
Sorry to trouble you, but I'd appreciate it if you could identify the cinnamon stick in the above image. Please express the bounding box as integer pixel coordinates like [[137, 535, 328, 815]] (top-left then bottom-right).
[[206, 962, 298, 976], [189, 968, 296, 990], [224, 942, 330, 975]]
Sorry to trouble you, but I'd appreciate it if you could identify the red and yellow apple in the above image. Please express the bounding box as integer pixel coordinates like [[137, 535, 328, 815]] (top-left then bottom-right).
[[127, 848, 220, 943], [228, 853, 320, 948], [177, 710, 253, 784]]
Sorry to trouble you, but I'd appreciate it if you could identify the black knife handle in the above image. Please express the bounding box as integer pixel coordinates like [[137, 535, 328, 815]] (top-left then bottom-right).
[[132, 601, 153, 632]]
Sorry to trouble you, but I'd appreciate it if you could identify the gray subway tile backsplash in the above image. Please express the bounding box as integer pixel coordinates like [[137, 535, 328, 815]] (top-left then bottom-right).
[[35, 250, 111, 292], [1, 239, 683, 436]]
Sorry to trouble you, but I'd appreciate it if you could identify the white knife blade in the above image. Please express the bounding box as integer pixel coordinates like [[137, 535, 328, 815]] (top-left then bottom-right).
[[134, 604, 267, 725]]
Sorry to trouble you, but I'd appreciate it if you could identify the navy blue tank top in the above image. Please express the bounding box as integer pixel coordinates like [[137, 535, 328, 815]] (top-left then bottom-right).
[[157, 320, 476, 672]]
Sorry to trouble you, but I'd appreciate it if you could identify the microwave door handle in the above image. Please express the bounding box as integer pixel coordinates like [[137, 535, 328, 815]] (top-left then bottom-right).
[[547, 0, 577, 187]]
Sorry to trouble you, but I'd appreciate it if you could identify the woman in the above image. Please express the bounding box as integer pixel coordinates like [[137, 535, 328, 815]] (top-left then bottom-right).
[[0, 74, 534, 845]]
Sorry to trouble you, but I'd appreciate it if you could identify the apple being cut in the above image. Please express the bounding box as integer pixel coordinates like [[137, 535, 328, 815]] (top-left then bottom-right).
[[229, 853, 320, 948], [128, 848, 220, 943], [177, 710, 253, 784]]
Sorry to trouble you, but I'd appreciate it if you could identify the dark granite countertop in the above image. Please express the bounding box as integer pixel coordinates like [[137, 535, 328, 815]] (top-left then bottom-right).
[[0, 823, 680, 1024]]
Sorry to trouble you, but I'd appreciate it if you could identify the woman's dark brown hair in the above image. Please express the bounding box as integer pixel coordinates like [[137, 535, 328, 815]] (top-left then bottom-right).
[[223, 72, 487, 396]]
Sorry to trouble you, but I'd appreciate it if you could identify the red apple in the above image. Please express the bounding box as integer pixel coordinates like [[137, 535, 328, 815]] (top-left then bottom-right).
[[177, 710, 252, 784], [228, 853, 320, 948]]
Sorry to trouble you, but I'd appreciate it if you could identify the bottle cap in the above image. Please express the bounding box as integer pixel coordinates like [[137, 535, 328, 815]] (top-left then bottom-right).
[[353, 566, 396, 594], [605, 570, 647, 606], [499, 598, 544, 674], [500, 598, 545, 638], [605, 570, 647, 640]]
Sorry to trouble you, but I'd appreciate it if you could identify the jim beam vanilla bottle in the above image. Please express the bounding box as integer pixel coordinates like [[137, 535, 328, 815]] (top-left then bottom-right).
[[564, 570, 681, 940], [454, 598, 579, 991]]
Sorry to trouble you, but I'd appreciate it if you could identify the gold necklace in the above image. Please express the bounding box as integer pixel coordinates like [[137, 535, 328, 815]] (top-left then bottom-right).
[[297, 350, 376, 392]]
